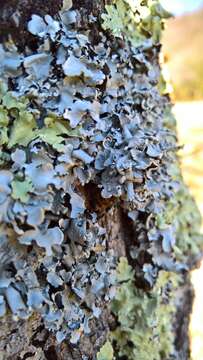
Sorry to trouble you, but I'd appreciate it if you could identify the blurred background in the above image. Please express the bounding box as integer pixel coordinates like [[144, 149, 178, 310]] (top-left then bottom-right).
[[160, 1, 203, 359]]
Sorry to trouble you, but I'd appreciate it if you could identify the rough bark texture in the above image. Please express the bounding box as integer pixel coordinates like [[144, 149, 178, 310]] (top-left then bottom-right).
[[0, 0, 63, 48], [0, 1, 202, 360], [174, 275, 194, 360]]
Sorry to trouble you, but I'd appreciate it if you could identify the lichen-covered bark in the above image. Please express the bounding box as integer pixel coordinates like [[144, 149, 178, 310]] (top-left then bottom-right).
[[0, 0, 63, 48], [0, 1, 202, 360]]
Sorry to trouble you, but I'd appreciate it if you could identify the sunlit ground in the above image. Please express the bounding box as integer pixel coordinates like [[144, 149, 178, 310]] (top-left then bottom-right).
[[173, 101, 203, 360]]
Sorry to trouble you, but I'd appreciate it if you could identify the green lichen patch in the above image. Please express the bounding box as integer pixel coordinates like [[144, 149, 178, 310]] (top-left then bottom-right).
[[11, 177, 33, 203], [0, 106, 9, 146], [155, 107, 203, 264], [0, 89, 80, 152], [101, 0, 171, 47], [9, 110, 36, 148], [97, 341, 114, 360], [110, 257, 178, 360], [35, 115, 81, 151], [156, 170, 203, 264]]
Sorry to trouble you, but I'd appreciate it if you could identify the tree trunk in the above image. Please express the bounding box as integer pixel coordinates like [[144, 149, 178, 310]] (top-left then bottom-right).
[[0, 1, 202, 359]]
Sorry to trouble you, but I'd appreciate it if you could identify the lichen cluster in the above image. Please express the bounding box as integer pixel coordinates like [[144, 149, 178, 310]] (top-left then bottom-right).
[[0, 0, 202, 357]]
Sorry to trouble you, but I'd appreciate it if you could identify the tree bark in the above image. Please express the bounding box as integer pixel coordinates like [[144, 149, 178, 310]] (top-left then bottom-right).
[[0, 1, 202, 359]]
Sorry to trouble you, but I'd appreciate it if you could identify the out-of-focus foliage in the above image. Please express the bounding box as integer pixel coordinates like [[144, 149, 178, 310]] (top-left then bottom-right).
[[162, 9, 203, 100]]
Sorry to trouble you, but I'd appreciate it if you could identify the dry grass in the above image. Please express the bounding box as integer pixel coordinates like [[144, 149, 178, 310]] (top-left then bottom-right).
[[163, 10, 203, 101]]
